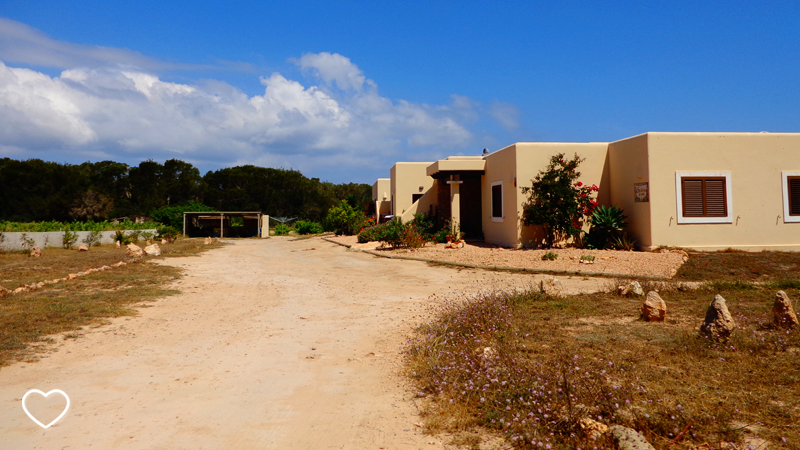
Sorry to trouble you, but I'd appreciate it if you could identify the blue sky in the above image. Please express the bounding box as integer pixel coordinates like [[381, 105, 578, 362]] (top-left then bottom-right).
[[1, 1, 799, 183]]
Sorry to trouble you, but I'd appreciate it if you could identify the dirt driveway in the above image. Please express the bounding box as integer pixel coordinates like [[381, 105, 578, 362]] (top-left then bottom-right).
[[0, 237, 607, 449]]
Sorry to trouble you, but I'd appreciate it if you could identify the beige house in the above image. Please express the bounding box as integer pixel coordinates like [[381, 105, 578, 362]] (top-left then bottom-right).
[[377, 132, 800, 251]]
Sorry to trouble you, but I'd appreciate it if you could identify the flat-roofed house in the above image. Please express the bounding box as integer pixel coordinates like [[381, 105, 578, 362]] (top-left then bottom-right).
[[373, 132, 800, 251]]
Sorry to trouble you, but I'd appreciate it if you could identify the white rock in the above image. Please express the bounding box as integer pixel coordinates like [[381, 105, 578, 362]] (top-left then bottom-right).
[[144, 243, 161, 256], [77, 243, 89, 251], [540, 276, 565, 298], [126, 243, 143, 257]]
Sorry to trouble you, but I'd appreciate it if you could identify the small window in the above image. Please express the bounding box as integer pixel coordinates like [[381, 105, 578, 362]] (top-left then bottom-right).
[[675, 171, 732, 224], [782, 171, 800, 223], [412, 193, 423, 204], [491, 181, 503, 222]]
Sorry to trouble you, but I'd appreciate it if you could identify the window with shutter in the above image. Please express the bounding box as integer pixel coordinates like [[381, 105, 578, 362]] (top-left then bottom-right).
[[782, 172, 800, 223], [681, 177, 727, 217], [676, 171, 732, 224], [789, 177, 800, 216]]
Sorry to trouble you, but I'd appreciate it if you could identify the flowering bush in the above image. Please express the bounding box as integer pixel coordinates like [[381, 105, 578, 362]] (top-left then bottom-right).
[[406, 291, 635, 449], [521, 153, 599, 248]]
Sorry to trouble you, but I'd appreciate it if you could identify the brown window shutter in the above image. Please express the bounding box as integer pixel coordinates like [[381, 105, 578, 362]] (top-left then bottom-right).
[[790, 177, 800, 216], [682, 179, 705, 217], [704, 179, 727, 216]]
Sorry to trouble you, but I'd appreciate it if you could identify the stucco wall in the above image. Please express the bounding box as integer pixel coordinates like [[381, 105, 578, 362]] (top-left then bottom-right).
[[646, 132, 800, 251], [608, 133, 652, 248], [515, 142, 609, 248], [372, 178, 390, 202], [482, 144, 519, 247], [0, 230, 156, 251], [390, 162, 433, 216], [400, 180, 440, 223]]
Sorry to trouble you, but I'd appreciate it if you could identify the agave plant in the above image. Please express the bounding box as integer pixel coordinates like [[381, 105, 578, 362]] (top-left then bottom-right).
[[586, 205, 628, 249]]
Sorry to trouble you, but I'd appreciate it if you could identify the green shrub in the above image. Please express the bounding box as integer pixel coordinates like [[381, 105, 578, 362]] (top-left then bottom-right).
[[82, 230, 102, 247], [114, 230, 132, 245], [357, 224, 384, 243], [377, 219, 407, 248], [541, 251, 558, 261], [156, 225, 180, 243], [323, 200, 366, 236], [62, 229, 78, 249], [294, 220, 324, 235], [19, 233, 36, 253], [273, 223, 290, 235], [432, 228, 449, 244]]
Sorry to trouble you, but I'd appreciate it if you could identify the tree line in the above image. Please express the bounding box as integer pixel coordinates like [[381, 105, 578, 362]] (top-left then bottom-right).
[[0, 158, 371, 223]]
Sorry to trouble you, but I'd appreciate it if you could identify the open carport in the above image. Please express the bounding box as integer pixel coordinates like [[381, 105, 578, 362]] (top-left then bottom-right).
[[182, 211, 265, 238]]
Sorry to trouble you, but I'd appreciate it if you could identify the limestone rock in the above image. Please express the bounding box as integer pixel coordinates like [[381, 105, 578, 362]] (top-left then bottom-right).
[[126, 243, 143, 257], [540, 276, 565, 298], [773, 291, 799, 329], [29, 247, 42, 258], [144, 243, 161, 256], [115, 240, 121, 248], [609, 425, 656, 450], [77, 243, 89, 251], [579, 417, 609, 440], [161, 239, 168, 245], [641, 291, 666, 322], [13, 286, 29, 294], [618, 281, 644, 297], [204, 237, 212, 245], [700, 294, 736, 340], [481, 347, 497, 360]]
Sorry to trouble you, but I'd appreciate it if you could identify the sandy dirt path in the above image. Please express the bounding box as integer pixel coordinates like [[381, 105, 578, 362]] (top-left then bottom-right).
[[0, 237, 607, 449]]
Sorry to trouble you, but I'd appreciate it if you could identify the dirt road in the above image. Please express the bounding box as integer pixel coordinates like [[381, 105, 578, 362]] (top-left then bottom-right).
[[0, 237, 606, 449]]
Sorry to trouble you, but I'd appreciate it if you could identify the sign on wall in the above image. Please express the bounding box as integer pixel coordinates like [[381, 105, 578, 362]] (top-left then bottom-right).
[[634, 182, 649, 202]]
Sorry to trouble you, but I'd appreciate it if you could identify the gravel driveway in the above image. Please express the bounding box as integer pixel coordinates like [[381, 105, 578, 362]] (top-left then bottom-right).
[[329, 236, 688, 279]]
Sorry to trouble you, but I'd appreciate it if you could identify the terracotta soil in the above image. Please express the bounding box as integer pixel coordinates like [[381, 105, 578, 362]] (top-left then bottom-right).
[[330, 235, 687, 279], [0, 237, 608, 449]]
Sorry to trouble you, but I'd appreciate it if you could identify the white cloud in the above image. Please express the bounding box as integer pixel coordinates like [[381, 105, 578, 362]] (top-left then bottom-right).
[[294, 52, 368, 92], [489, 100, 521, 131], [0, 17, 199, 71], [0, 55, 478, 179]]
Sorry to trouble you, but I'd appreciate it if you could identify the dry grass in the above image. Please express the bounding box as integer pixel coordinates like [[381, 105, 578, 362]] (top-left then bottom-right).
[[406, 283, 800, 449], [676, 250, 800, 282], [0, 238, 225, 367]]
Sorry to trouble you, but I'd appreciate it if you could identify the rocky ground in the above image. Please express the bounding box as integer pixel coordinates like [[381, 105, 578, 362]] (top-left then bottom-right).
[[330, 236, 688, 279]]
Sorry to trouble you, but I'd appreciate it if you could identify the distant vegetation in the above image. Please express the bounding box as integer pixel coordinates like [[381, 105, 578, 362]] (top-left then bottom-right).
[[0, 158, 371, 224]]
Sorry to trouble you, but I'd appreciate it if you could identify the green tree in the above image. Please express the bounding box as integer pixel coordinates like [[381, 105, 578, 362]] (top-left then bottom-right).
[[150, 200, 216, 229], [323, 200, 366, 235], [521, 153, 599, 248]]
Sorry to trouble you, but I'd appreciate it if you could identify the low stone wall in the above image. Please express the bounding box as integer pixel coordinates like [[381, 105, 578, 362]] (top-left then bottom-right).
[[0, 230, 157, 251]]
